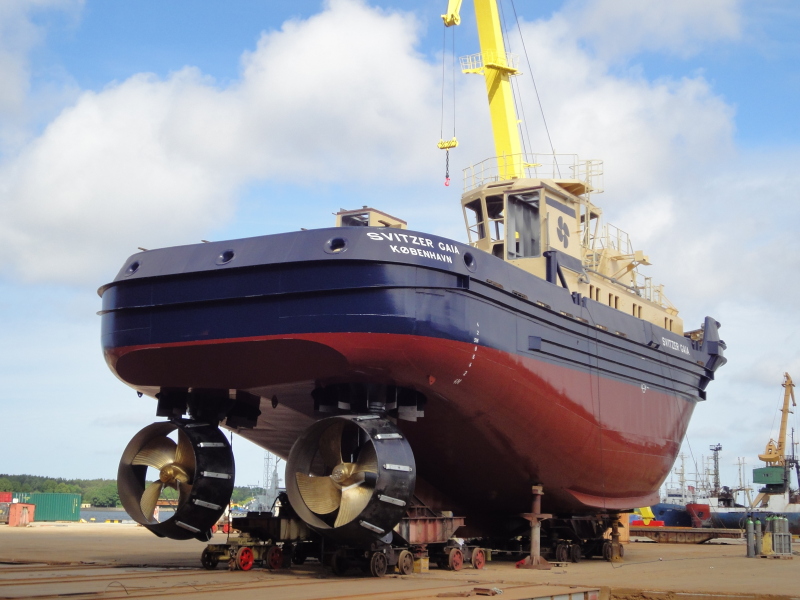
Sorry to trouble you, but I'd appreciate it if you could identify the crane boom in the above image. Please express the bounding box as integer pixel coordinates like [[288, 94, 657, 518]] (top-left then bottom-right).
[[758, 373, 796, 465], [472, 0, 523, 177], [443, 0, 524, 180]]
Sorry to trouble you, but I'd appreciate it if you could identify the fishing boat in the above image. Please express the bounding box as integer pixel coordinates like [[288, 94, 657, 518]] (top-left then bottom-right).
[[101, 0, 727, 562]]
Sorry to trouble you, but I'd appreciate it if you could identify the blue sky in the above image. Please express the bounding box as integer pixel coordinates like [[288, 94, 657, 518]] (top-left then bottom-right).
[[1, 0, 799, 497]]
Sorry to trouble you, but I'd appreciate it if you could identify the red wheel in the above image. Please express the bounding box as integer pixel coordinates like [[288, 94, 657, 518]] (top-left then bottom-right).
[[447, 548, 464, 571], [471, 548, 486, 570], [236, 546, 254, 571], [265, 545, 283, 570]]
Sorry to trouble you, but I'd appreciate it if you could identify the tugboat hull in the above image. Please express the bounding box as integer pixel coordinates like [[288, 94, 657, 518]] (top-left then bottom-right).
[[100, 227, 725, 523]]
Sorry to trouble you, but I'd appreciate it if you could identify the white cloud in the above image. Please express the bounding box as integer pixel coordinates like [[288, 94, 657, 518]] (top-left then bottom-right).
[[0, 0, 82, 153], [566, 0, 743, 60], [0, 0, 444, 284], [505, 14, 737, 212]]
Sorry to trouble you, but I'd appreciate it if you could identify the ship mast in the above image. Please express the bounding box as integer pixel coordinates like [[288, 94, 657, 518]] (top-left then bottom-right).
[[443, 0, 524, 180]]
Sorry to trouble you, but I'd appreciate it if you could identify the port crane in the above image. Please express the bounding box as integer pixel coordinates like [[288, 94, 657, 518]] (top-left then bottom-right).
[[758, 373, 796, 466]]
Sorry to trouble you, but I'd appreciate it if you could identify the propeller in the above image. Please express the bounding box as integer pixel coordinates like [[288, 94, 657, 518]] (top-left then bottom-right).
[[295, 421, 379, 528], [130, 429, 196, 522]]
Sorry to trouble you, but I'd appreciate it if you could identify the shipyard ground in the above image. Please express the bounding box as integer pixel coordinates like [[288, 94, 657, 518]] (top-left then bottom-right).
[[1, 524, 797, 600]]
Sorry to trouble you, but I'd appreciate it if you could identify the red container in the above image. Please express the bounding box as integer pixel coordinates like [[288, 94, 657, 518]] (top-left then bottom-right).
[[8, 503, 35, 527], [0, 492, 12, 503]]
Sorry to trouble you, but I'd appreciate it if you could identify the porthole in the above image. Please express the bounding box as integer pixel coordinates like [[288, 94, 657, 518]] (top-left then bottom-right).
[[124, 261, 141, 276], [216, 249, 235, 265], [325, 237, 348, 254], [463, 252, 477, 272]]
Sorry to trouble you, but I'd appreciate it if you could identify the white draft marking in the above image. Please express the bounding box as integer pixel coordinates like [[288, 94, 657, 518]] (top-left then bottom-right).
[[455, 322, 480, 385]]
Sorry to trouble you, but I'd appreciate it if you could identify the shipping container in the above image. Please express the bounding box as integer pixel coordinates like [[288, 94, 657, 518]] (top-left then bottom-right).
[[10, 493, 81, 521], [8, 503, 35, 526], [0, 492, 12, 503]]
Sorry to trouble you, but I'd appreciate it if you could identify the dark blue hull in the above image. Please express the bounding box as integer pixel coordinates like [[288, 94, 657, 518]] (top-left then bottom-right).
[[100, 228, 723, 399], [99, 226, 727, 517], [651, 502, 692, 527]]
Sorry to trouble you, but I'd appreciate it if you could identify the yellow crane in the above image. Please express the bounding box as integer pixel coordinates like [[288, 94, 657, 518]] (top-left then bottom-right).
[[758, 373, 796, 466], [441, 0, 524, 180]]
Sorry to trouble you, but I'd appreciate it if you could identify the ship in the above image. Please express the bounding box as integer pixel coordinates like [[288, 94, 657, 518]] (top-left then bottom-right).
[[649, 455, 703, 527], [101, 0, 727, 565]]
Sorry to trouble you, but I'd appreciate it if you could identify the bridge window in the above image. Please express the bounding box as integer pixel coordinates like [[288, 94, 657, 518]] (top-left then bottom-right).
[[486, 195, 505, 258], [464, 198, 486, 241]]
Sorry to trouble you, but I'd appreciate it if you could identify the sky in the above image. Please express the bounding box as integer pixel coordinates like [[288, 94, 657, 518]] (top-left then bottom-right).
[[1, 0, 799, 500]]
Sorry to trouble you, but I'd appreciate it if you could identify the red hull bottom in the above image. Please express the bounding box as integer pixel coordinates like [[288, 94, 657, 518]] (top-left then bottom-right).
[[110, 331, 695, 520]]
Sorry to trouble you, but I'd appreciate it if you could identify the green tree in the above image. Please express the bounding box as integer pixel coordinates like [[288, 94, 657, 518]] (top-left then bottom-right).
[[90, 483, 120, 507], [0, 477, 13, 492]]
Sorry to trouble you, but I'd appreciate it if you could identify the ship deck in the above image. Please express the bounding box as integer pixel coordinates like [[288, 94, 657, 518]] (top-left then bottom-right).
[[1, 523, 796, 599]]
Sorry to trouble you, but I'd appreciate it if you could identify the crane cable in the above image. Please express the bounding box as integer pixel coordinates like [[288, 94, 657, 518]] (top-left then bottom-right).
[[508, 0, 560, 176], [438, 22, 458, 186]]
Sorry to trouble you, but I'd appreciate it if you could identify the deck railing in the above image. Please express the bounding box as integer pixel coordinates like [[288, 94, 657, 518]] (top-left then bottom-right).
[[463, 153, 603, 193]]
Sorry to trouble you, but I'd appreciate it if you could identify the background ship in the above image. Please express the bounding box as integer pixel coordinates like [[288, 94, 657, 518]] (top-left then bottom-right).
[[101, 0, 727, 566], [649, 455, 704, 527]]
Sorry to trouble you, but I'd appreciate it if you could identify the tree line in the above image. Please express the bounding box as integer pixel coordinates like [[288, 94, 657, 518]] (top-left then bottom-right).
[[0, 474, 258, 508]]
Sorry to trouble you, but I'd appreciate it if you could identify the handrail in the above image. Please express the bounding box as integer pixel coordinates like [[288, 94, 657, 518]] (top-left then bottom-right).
[[463, 153, 603, 193]]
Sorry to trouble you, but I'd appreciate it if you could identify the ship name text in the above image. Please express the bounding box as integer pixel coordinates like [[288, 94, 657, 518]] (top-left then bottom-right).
[[366, 231, 459, 265], [661, 337, 690, 355]]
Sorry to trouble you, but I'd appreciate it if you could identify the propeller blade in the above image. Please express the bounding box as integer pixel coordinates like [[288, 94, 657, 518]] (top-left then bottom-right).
[[295, 473, 341, 514], [354, 441, 378, 474], [140, 481, 164, 521], [131, 436, 177, 470], [318, 421, 344, 469], [177, 481, 193, 507], [174, 429, 196, 481], [334, 481, 373, 528]]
